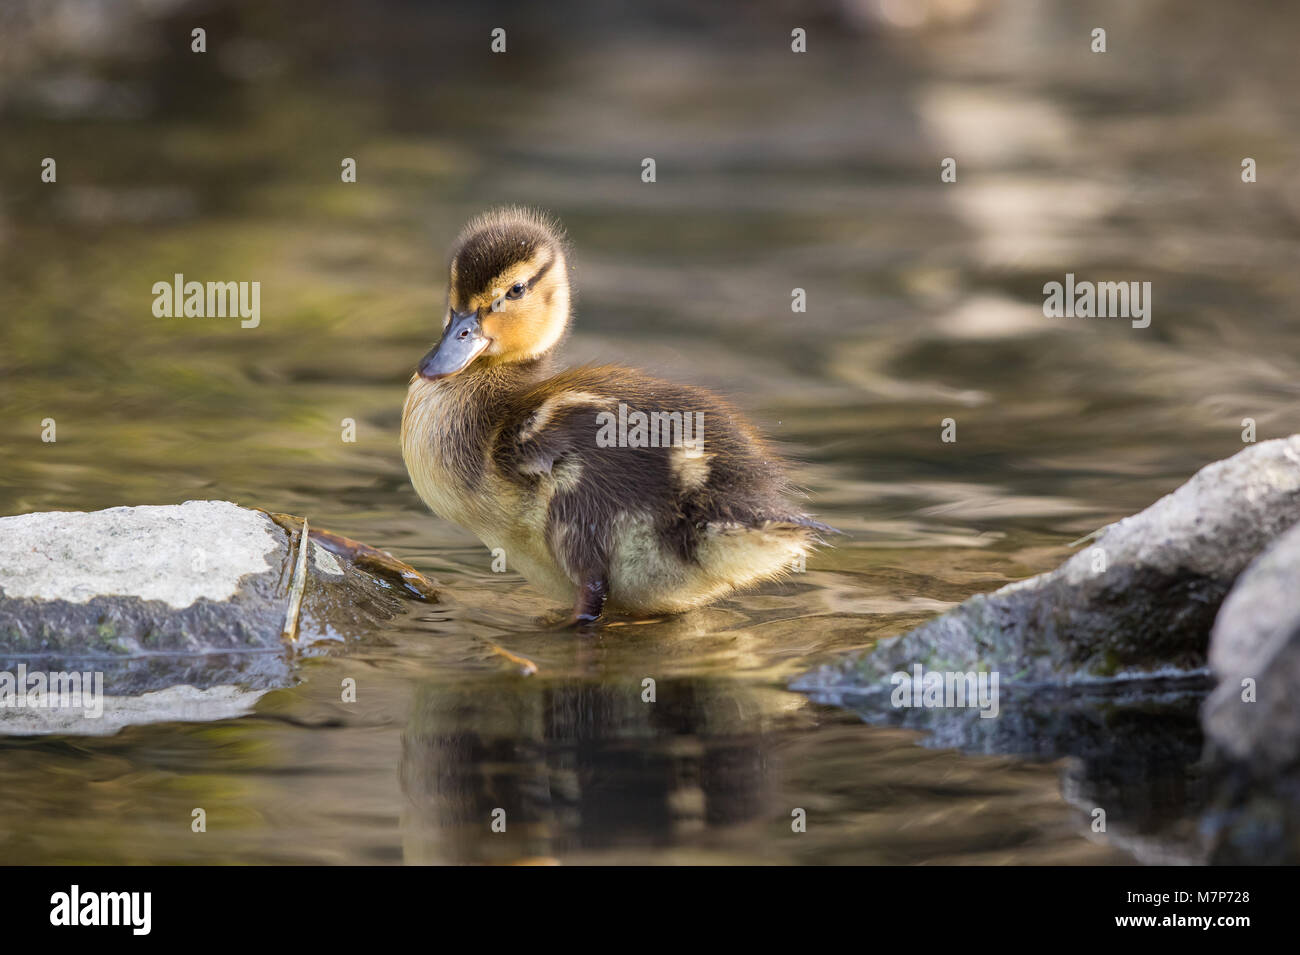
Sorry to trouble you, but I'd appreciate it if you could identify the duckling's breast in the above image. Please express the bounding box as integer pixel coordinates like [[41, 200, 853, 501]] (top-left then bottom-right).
[[401, 376, 575, 598], [401, 376, 497, 531]]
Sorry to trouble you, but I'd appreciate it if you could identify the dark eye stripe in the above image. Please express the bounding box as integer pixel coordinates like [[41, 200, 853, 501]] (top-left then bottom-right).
[[502, 256, 553, 302], [526, 256, 554, 290]]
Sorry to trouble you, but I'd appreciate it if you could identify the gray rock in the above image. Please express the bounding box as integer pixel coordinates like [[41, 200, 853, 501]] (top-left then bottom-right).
[[0, 501, 281, 609], [0, 683, 269, 737], [787, 438, 1300, 864], [0, 501, 430, 730], [1203, 519, 1300, 773], [794, 435, 1300, 695]]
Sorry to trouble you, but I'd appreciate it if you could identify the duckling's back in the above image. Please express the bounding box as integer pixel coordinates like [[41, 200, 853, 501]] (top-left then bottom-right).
[[490, 366, 826, 613]]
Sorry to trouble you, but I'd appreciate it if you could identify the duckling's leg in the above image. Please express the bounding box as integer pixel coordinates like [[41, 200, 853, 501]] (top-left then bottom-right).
[[575, 576, 608, 622], [548, 575, 608, 629]]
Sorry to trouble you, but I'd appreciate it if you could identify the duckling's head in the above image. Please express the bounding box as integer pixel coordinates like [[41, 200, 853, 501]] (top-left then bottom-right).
[[418, 207, 571, 381]]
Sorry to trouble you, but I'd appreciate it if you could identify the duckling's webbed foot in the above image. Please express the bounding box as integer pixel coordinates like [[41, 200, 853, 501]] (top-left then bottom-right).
[[546, 576, 608, 630], [574, 575, 608, 623]]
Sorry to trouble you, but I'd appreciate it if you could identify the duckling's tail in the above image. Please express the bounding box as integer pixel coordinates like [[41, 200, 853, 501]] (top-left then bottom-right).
[[693, 515, 837, 598], [778, 515, 841, 535], [759, 514, 842, 545]]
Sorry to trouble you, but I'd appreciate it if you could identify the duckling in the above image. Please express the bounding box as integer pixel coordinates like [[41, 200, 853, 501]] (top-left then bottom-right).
[[401, 207, 830, 624]]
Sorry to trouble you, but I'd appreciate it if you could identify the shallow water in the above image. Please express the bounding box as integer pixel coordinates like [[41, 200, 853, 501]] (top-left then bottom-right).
[[1, 0, 1298, 863]]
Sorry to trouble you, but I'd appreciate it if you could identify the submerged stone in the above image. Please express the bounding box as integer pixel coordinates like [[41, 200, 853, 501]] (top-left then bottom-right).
[[790, 436, 1300, 863], [793, 435, 1300, 695], [1204, 519, 1300, 774], [0, 501, 435, 731]]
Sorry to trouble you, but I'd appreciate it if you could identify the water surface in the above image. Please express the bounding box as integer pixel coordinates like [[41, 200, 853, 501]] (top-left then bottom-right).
[[2, 0, 1298, 864]]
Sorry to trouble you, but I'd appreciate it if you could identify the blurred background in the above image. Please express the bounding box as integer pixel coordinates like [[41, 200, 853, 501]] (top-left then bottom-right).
[[0, 0, 1297, 864]]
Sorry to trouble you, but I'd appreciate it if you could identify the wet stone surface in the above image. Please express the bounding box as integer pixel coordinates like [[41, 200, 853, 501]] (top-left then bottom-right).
[[0, 501, 418, 704], [794, 436, 1300, 696]]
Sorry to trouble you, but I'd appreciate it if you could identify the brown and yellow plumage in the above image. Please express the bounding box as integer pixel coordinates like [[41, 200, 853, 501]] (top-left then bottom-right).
[[401, 207, 830, 624]]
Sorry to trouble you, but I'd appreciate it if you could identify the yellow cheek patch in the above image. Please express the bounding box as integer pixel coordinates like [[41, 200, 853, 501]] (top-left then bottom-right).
[[481, 296, 551, 355], [466, 252, 568, 362]]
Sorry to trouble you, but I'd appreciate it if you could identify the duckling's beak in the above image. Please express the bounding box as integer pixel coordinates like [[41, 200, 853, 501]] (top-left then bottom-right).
[[419, 310, 490, 380]]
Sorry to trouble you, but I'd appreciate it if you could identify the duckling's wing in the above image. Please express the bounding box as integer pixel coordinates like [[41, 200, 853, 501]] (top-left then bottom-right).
[[492, 374, 835, 601], [494, 389, 611, 479], [492, 388, 656, 587]]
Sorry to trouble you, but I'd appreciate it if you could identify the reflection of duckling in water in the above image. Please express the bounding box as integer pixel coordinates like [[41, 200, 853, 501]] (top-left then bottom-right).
[[401, 208, 831, 626]]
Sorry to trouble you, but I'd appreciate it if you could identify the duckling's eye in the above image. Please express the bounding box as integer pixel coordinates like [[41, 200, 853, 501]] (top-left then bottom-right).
[[505, 282, 527, 300]]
